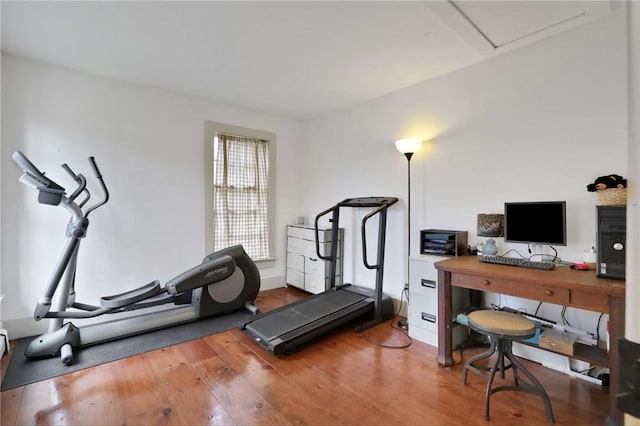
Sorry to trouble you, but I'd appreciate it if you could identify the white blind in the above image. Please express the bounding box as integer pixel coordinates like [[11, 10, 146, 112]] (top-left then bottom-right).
[[213, 133, 269, 260]]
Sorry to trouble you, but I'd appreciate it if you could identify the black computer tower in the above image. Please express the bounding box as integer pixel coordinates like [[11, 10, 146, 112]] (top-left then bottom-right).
[[596, 206, 626, 280]]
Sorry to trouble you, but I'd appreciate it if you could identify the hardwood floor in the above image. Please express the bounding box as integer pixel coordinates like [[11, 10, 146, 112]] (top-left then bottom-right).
[[1, 287, 609, 425]]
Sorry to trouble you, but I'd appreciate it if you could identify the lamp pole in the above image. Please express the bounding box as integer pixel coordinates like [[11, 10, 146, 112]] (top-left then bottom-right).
[[404, 151, 414, 292], [395, 139, 422, 330]]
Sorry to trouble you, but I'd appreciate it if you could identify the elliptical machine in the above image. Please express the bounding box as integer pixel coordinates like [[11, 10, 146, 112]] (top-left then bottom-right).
[[12, 151, 261, 365]]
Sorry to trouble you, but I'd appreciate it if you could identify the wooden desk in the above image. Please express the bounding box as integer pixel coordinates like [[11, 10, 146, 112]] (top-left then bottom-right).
[[435, 256, 626, 424]]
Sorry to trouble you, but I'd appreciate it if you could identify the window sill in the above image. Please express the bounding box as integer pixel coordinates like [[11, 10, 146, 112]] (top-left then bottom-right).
[[255, 258, 276, 267]]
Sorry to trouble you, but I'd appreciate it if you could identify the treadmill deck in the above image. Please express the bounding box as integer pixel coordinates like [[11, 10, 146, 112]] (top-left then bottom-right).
[[242, 287, 376, 355]]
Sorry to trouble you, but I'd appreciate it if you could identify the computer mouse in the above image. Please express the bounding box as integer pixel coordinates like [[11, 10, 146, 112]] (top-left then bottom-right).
[[570, 263, 588, 270]]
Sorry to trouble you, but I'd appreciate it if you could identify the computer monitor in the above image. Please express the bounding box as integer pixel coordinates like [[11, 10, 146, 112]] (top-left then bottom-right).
[[504, 201, 567, 246]]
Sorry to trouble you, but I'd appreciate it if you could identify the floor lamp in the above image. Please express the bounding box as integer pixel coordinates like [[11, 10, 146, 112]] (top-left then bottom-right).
[[395, 138, 422, 329]]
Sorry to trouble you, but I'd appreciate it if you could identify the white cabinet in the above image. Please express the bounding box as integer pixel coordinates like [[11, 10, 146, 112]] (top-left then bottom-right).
[[408, 255, 468, 348], [286, 225, 343, 294]]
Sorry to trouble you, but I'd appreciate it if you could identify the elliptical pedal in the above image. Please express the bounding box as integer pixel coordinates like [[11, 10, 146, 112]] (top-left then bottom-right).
[[99, 280, 162, 309]]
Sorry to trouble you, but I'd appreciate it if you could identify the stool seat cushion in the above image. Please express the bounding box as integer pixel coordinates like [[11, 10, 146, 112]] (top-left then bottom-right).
[[468, 310, 536, 337]]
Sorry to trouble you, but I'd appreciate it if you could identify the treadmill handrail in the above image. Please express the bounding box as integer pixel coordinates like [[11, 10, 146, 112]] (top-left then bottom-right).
[[361, 204, 390, 270], [314, 205, 338, 261]]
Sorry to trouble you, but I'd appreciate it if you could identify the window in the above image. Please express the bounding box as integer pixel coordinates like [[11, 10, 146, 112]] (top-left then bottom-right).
[[205, 122, 275, 261]]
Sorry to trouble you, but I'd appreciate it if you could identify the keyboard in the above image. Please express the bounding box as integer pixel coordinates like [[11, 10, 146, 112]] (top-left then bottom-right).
[[479, 255, 556, 271]]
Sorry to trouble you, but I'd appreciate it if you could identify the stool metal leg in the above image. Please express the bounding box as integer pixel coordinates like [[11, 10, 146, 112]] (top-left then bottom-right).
[[506, 341, 520, 386], [484, 342, 504, 420], [463, 312, 553, 423], [504, 344, 555, 424], [463, 338, 554, 423], [498, 339, 508, 379], [462, 338, 497, 385]]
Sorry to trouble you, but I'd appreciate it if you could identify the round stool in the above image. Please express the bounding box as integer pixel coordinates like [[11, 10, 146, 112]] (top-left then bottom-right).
[[461, 310, 555, 423]]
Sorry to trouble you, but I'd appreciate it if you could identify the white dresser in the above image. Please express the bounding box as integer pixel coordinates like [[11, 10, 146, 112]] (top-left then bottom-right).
[[408, 255, 468, 347], [286, 225, 344, 294]]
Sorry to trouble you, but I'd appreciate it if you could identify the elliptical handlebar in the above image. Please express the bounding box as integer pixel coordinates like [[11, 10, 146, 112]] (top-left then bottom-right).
[[88, 156, 102, 178], [13, 151, 109, 216], [61, 163, 79, 181], [62, 163, 90, 206], [85, 156, 109, 217]]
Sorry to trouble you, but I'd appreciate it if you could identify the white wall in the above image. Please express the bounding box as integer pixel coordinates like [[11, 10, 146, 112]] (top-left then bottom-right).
[[1, 54, 302, 337], [301, 11, 628, 339], [1, 9, 630, 343]]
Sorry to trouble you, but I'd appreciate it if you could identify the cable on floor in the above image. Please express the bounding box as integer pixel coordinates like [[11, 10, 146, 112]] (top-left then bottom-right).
[[360, 284, 412, 349]]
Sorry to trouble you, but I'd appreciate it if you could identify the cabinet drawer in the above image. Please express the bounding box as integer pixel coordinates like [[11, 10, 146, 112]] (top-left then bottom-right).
[[287, 236, 303, 254], [410, 258, 438, 296], [303, 228, 322, 242], [304, 239, 321, 259], [409, 293, 438, 333], [451, 273, 570, 305], [409, 289, 437, 317], [303, 228, 338, 243], [571, 291, 609, 313], [415, 263, 438, 280], [305, 256, 324, 276], [287, 254, 304, 272], [286, 268, 304, 288], [287, 226, 306, 238], [304, 276, 326, 294], [411, 310, 438, 333], [413, 277, 438, 297], [305, 239, 342, 259]]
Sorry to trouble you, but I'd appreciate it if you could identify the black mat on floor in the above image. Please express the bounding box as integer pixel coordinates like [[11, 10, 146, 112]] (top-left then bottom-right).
[[1, 309, 254, 390]]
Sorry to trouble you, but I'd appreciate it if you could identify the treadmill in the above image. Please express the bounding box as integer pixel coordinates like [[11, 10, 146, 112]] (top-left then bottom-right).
[[241, 197, 397, 355]]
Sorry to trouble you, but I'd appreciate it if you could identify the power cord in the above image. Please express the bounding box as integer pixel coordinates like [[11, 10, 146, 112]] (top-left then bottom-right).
[[596, 312, 605, 343], [535, 301, 543, 316], [360, 283, 412, 349], [561, 305, 571, 326], [397, 282, 409, 330], [503, 247, 565, 264]]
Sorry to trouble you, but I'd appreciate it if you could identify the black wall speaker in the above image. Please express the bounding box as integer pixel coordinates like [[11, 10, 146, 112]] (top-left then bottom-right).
[[596, 206, 626, 280]]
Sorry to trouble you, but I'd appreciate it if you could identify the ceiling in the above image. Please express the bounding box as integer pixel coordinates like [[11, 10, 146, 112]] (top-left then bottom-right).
[[1, 1, 616, 121]]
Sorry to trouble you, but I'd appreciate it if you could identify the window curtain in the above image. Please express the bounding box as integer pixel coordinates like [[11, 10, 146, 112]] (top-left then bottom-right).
[[213, 133, 269, 259]]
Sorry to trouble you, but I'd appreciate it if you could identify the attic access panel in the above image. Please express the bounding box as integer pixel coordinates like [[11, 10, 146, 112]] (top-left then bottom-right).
[[426, 1, 613, 54]]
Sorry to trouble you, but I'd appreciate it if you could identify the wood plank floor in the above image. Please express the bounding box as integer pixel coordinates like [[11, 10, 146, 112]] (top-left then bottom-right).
[[1, 287, 609, 425]]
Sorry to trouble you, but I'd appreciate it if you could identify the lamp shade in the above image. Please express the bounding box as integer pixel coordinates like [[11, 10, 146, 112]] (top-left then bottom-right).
[[477, 214, 504, 238], [395, 138, 422, 154]]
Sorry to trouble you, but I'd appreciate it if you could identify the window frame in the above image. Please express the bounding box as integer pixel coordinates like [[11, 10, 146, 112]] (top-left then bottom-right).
[[204, 121, 276, 263]]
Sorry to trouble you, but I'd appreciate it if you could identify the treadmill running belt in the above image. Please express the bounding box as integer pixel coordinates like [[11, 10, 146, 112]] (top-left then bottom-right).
[[242, 288, 374, 354]]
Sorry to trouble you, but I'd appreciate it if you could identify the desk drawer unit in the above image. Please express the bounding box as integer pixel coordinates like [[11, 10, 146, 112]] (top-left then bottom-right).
[[450, 273, 570, 305], [409, 256, 468, 347], [286, 225, 343, 294]]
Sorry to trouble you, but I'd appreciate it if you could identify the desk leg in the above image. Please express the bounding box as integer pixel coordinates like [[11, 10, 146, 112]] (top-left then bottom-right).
[[437, 269, 453, 366], [608, 295, 625, 425]]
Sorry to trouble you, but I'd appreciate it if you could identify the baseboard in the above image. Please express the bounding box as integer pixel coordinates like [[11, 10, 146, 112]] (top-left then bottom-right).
[[4, 316, 48, 340], [260, 274, 286, 291]]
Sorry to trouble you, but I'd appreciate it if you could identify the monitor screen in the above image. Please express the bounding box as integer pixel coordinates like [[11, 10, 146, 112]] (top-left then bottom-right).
[[504, 201, 567, 246]]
